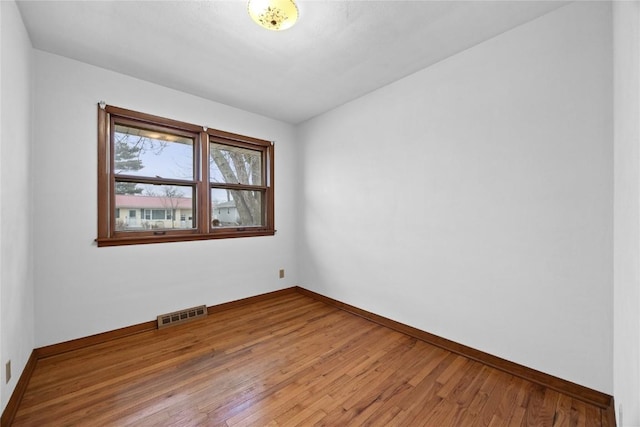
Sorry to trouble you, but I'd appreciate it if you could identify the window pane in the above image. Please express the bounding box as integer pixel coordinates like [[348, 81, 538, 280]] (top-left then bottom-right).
[[211, 188, 263, 227], [210, 143, 262, 185], [114, 124, 194, 180], [151, 209, 166, 220], [115, 183, 194, 230]]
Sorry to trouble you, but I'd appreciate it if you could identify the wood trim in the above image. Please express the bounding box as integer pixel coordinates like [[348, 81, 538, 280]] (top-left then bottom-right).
[[206, 287, 298, 315], [294, 286, 613, 410], [35, 320, 158, 359], [96, 228, 276, 247], [208, 129, 271, 147], [1, 351, 37, 427], [96, 104, 109, 240], [199, 130, 209, 233], [104, 105, 202, 133], [104, 105, 272, 147], [603, 397, 617, 427], [266, 143, 274, 232], [113, 174, 197, 187], [36, 287, 298, 359]]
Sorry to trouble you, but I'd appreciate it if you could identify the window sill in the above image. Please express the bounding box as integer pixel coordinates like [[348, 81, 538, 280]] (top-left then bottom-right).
[[96, 229, 276, 247]]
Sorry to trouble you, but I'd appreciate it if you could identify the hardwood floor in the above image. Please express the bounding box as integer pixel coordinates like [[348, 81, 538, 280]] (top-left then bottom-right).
[[12, 292, 607, 426]]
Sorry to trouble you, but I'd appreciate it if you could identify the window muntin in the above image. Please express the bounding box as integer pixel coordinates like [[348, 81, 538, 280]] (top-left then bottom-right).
[[97, 105, 275, 246]]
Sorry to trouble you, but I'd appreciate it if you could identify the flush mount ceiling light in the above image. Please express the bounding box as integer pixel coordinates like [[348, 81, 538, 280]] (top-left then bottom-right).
[[248, 0, 299, 31]]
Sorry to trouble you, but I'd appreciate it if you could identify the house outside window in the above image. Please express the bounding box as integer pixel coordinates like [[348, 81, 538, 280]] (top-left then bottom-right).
[[97, 104, 275, 246]]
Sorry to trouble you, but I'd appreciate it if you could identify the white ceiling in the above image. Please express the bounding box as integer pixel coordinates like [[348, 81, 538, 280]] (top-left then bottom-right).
[[17, 0, 568, 124]]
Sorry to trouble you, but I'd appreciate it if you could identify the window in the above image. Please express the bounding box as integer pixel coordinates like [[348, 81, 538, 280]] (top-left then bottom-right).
[[147, 209, 167, 220], [97, 105, 275, 246]]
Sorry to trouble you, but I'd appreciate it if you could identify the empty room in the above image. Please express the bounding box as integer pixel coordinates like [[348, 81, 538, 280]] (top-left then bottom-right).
[[1, 0, 639, 425]]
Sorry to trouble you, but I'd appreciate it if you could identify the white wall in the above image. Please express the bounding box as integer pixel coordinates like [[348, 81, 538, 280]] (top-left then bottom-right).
[[298, 1, 613, 393], [613, 1, 640, 425], [0, 0, 35, 411], [32, 51, 298, 347], [3, 0, 631, 415]]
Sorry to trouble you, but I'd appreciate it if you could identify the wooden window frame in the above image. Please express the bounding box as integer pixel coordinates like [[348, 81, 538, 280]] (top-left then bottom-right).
[[97, 104, 275, 247]]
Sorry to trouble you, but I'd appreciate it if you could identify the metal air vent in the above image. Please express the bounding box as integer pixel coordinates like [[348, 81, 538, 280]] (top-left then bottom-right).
[[157, 305, 207, 329]]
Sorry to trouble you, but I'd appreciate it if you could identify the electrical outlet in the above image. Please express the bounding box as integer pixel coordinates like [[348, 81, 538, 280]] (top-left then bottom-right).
[[279, 269, 285, 279], [5, 360, 11, 383]]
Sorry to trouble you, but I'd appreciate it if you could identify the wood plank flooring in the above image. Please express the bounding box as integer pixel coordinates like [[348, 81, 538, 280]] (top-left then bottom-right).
[[12, 293, 607, 426]]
